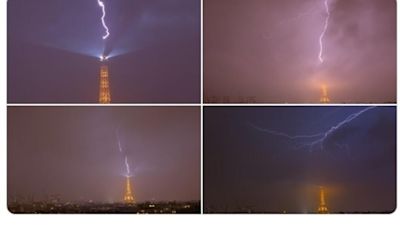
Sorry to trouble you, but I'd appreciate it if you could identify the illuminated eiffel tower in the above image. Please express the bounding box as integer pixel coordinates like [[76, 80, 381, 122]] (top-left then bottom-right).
[[99, 58, 111, 103], [317, 187, 329, 213], [320, 85, 330, 103], [123, 176, 135, 204]]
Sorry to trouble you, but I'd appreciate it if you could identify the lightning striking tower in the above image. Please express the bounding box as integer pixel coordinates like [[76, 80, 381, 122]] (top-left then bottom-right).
[[116, 129, 135, 204], [317, 187, 329, 213], [99, 61, 111, 103], [320, 85, 330, 103], [97, 1, 111, 103], [123, 176, 135, 204]]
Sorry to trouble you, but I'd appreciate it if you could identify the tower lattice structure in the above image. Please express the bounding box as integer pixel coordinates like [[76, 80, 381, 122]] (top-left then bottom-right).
[[99, 64, 111, 103], [124, 176, 135, 204], [320, 85, 330, 103], [317, 187, 329, 213]]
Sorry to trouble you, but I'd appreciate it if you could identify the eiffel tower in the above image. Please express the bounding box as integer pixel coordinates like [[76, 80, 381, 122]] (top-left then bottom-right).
[[99, 59, 111, 103], [317, 187, 329, 213], [320, 85, 330, 103], [124, 176, 135, 204]]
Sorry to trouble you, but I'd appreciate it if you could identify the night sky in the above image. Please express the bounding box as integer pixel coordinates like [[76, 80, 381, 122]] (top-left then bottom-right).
[[204, 107, 396, 213], [204, 0, 396, 103], [8, 107, 200, 202], [8, 0, 200, 103]]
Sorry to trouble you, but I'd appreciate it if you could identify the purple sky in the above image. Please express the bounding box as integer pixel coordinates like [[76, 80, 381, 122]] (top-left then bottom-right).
[[8, 107, 200, 202], [204, 0, 396, 103], [8, 0, 200, 103]]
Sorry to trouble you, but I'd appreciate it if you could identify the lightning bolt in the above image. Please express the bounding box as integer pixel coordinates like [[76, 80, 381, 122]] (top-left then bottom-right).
[[117, 137, 122, 152], [124, 156, 131, 176], [97, 0, 110, 40], [116, 129, 131, 177], [248, 126, 324, 140], [318, 0, 330, 64], [249, 106, 376, 153]]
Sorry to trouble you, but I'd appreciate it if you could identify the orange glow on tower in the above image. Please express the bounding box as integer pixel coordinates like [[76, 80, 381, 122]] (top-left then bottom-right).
[[320, 85, 330, 103], [99, 64, 111, 103], [124, 176, 135, 204], [317, 187, 329, 213]]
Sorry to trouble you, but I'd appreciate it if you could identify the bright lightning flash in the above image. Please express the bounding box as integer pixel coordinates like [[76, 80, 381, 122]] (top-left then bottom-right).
[[124, 156, 131, 176], [99, 55, 109, 61], [249, 107, 376, 153], [116, 130, 131, 177], [97, 0, 110, 40], [318, 0, 330, 64]]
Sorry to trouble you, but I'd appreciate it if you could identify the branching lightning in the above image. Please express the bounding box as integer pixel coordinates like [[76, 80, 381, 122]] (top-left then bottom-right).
[[318, 0, 330, 64], [97, 0, 110, 40], [249, 107, 376, 153], [249, 126, 324, 140]]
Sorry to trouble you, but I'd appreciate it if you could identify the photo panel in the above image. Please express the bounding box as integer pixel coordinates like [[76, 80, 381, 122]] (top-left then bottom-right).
[[7, 106, 201, 213], [8, 0, 201, 103], [204, 106, 396, 213], [204, 0, 396, 103]]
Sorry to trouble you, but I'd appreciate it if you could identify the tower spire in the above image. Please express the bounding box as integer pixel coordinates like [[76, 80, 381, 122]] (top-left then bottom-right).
[[124, 176, 135, 204], [317, 186, 329, 213], [99, 62, 111, 104]]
